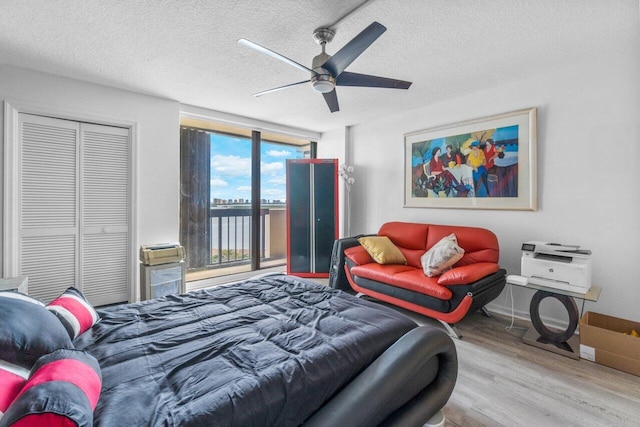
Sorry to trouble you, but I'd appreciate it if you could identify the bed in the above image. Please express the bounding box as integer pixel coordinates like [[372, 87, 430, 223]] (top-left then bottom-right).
[[1, 274, 457, 427]]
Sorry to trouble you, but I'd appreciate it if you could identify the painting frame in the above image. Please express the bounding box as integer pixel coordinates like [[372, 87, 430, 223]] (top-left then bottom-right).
[[404, 107, 537, 210]]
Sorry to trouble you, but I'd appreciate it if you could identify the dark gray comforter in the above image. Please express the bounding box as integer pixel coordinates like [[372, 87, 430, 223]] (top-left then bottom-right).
[[75, 274, 416, 426]]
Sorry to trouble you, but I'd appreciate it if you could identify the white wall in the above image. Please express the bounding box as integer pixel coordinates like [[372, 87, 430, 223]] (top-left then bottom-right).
[[337, 50, 640, 325], [317, 127, 349, 236], [2, 47, 637, 323], [0, 65, 180, 299]]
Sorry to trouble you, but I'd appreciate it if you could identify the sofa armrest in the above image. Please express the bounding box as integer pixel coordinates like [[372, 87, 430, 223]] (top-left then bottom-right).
[[437, 262, 500, 286], [304, 326, 457, 427], [329, 236, 365, 293]]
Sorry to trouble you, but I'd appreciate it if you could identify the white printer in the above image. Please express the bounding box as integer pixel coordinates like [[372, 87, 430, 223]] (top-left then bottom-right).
[[520, 241, 592, 293]]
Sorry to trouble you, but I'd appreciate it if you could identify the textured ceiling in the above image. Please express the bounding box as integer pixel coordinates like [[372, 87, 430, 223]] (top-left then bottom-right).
[[0, 0, 638, 133]]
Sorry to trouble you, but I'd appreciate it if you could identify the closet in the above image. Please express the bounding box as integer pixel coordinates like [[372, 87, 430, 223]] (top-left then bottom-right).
[[5, 114, 131, 305]]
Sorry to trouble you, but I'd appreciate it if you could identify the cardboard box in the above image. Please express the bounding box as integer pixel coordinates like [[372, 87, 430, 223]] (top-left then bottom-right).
[[579, 311, 640, 376]]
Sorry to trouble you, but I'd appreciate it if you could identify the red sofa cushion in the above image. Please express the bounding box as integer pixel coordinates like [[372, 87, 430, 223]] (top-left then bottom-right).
[[344, 246, 374, 265], [379, 222, 429, 251], [437, 263, 500, 286], [398, 248, 426, 270], [351, 264, 453, 300], [426, 225, 499, 265]]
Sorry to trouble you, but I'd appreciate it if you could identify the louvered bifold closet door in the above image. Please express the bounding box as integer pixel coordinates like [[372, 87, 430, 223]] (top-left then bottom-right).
[[18, 114, 130, 306], [81, 124, 130, 306], [20, 115, 79, 303]]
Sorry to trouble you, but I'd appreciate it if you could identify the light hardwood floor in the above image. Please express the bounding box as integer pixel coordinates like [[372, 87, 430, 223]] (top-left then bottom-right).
[[397, 308, 640, 427], [198, 275, 639, 426]]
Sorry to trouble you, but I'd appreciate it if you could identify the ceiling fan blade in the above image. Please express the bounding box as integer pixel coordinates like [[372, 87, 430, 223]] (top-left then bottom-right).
[[336, 71, 412, 89], [238, 39, 317, 76], [252, 80, 310, 97], [322, 89, 339, 113], [322, 22, 386, 77]]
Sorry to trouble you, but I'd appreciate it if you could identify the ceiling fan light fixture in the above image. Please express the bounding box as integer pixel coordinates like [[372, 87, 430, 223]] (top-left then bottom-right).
[[311, 74, 335, 93]]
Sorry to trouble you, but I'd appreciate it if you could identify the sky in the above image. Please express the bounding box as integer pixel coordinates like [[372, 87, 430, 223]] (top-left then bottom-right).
[[209, 133, 306, 203]]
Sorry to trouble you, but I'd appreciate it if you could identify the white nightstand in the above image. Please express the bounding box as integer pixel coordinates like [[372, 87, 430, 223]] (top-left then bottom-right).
[[0, 276, 28, 294]]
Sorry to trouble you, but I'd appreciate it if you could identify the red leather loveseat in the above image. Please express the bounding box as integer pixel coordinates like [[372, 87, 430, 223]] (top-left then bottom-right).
[[329, 222, 506, 337]]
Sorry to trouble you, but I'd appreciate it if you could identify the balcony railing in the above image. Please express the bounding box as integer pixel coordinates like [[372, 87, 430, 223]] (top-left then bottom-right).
[[183, 205, 287, 273], [209, 207, 265, 266]]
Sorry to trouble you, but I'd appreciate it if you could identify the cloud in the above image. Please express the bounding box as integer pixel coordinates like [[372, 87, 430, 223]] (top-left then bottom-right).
[[261, 161, 283, 174], [237, 186, 252, 193], [265, 149, 291, 157], [210, 178, 228, 187], [268, 176, 286, 185], [211, 154, 251, 177]]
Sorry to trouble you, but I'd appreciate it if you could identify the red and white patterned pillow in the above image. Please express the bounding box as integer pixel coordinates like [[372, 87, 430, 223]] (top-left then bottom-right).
[[46, 287, 100, 340], [1, 349, 102, 427], [0, 360, 29, 420]]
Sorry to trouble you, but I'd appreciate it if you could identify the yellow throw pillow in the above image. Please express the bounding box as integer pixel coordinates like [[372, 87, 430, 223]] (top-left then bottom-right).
[[358, 236, 407, 265]]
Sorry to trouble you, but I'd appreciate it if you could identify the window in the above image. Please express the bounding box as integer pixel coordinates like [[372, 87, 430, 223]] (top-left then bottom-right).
[[179, 118, 311, 282]]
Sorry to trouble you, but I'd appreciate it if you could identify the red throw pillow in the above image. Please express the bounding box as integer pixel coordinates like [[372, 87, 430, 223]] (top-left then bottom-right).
[[47, 287, 100, 340], [0, 361, 29, 419], [1, 349, 102, 427]]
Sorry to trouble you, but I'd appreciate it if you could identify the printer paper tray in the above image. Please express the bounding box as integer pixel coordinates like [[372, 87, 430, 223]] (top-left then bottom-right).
[[528, 276, 590, 294]]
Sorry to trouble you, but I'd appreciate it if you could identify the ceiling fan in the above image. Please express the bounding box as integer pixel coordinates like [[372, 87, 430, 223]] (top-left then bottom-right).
[[238, 21, 412, 113]]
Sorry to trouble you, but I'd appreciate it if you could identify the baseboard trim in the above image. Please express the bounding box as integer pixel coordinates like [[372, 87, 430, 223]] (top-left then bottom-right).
[[485, 302, 579, 335]]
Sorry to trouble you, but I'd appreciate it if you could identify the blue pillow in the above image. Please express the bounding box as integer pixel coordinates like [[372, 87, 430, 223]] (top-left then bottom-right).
[[0, 291, 73, 369]]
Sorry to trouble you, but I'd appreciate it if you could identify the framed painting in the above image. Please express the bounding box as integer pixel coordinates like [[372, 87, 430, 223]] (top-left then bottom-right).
[[404, 107, 537, 210]]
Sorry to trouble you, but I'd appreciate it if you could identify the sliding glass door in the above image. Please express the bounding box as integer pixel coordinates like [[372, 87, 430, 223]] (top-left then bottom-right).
[[209, 131, 253, 272], [180, 124, 309, 282]]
